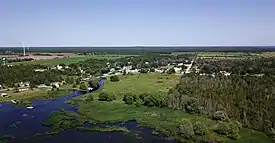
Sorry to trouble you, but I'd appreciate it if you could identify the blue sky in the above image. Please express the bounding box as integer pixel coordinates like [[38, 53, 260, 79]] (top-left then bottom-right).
[[1, 0, 275, 46]]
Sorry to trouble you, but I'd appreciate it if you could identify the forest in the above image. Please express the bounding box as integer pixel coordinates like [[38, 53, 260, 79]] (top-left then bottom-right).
[[0, 65, 62, 88], [198, 57, 275, 75], [167, 74, 275, 138]]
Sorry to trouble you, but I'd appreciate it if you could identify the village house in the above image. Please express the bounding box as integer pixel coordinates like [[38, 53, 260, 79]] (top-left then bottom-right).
[[174, 67, 182, 73], [34, 69, 46, 72], [1, 93, 9, 97]]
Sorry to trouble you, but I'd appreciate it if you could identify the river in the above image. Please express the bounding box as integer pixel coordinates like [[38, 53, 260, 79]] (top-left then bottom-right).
[[0, 80, 177, 143]]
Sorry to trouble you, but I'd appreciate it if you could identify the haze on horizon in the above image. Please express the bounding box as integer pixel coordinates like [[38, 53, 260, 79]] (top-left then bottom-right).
[[0, 0, 275, 47]]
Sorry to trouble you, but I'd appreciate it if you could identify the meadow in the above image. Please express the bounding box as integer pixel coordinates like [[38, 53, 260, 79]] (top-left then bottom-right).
[[42, 73, 273, 143]]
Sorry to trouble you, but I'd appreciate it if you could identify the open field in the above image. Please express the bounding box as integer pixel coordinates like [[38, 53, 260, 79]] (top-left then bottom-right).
[[95, 73, 179, 100], [9, 54, 137, 65], [197, 52, 256, 59]]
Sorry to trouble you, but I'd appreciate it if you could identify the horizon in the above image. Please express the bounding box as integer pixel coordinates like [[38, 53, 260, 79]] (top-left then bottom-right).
[[1, 0, 275, 46]]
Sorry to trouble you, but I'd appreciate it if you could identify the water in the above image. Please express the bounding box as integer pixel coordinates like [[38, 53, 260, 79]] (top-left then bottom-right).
[[0, 80, 177, 143]]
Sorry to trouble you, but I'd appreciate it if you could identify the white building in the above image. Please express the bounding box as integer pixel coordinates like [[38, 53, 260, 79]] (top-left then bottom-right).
[[177, 63, 184, 66], [51, 82, 60, 88], [57, 65, 63, 70], [1, 93, 8, 97], [174, 67, 182, 73]]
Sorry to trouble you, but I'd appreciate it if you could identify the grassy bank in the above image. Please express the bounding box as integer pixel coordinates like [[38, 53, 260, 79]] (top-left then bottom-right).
[[0, 87, 71, 103], [42, 73, 273, 143]]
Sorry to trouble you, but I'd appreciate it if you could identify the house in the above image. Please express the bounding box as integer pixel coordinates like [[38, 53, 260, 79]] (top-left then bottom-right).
[[18, 87, 29, 92], [56, 65, 63, 70], [177, 63, 184, 66], [34, 69, 46, 72], [51, 82, 60, 88], [155, 69, 164, 73], [37, 84, 49, 88], [1, 93, 8, 97], [110, 68, 115, 72], [219, 71, 231, 76], [174, 67, 182, 73]]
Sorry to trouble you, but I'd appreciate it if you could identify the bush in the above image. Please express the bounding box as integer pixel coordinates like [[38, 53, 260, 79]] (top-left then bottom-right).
[[142, 93, 167, 107], [79, 84, 87, 91], [139, 68, 149, 73], [72, 84, 77, 88], [123, 93, 138, 105], [193, 121, 208, 135], [110, 75, 119, 82], [135, 99, 143, 107], [213, 111, 229, 121], [215, 121, 240, 137], [167, 68, 175, 74], [186, 97, 200, 113], [98, 92, 116, 102], [178, 119, 195, 139], [139, 93, 149, 101]]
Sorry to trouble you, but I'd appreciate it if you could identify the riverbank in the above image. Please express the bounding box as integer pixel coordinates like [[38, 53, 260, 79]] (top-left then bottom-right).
[[0, 86, 72, 103]]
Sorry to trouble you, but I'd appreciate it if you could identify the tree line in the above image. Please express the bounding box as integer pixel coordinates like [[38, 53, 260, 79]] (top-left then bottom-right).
[[167, 74, 275, 137]]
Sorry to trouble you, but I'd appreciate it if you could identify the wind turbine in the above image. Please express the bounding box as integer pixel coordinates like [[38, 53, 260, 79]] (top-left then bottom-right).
[[22, 42, 26, 56]]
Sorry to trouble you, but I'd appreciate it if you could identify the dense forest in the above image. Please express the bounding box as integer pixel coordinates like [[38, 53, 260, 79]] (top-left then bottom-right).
[[0, 65, 62, 88], [198, 57, 275, 75], [167, 74, 275, 137]]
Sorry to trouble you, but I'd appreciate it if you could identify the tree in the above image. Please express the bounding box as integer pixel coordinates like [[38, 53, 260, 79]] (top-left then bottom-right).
[[89, 78, 99, 89], [98, 92, 116, 102], [167, 68, 175, 74], [178, 119, 195, 139], [44, 79, 50, 86], [110, 75, 119, 82], [79, 84, 87, 91]]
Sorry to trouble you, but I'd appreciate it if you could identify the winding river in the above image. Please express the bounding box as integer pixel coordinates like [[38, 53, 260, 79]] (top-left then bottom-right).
[[0, 80, 177, 143]]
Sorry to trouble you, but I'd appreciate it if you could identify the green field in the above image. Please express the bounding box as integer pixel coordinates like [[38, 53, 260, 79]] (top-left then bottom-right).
[[42, 73, 273, 143], [10, 55, 136, 66], [197, 52, 256, 59], [0, 87, 71, 102]]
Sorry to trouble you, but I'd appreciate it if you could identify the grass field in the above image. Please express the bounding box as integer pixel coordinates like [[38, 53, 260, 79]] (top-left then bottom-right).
[[41, 73, 273, 143], [10, 54, 137, 65], [197, 52, 255, 59], [0, 87, 70, 102]]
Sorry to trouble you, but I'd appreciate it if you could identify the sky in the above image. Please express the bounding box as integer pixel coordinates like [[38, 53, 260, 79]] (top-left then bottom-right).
[[0, 0, 275, 47]]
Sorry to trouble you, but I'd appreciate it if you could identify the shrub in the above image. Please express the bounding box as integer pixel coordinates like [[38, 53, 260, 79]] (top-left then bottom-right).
[[110, 75, 119, 82], [186, 97, 200, 113], [193, 121, 208, 135], [123, 93, 137, 105], [79, 84, 87, 91], [98, 92, 116, 102], [167, 68, 175, 74], [178, 119, 195, 139], [135, 99, 143, 107], [215, 121, 240, 137], [143, 93, 167, 107], [139, 93, 149, 101], [213, 111, 229, 121]]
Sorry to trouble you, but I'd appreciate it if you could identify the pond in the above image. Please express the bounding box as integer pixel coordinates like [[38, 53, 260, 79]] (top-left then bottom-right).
[[0, 80, 178, 143]]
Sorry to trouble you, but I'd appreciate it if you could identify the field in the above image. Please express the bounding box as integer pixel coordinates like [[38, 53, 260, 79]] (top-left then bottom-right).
[[0, 87, 70, 102], [9, 54, 136, 65], [196, 52, 256, 59], [42, 73, 273, 143]]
